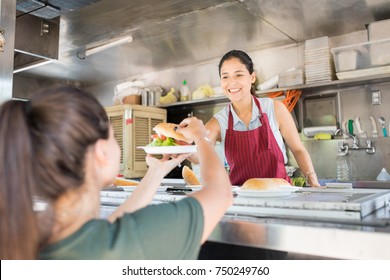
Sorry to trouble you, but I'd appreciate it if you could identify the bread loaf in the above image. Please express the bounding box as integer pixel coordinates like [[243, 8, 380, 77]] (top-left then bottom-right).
[[182, 166, 201, 185], [241, 178, 291, 190], [113, 178, 139, 186]]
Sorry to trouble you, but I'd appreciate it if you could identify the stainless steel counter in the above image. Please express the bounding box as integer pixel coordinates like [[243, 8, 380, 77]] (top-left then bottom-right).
[[209, 209, 390, 259], [100, 186, 390, 259]]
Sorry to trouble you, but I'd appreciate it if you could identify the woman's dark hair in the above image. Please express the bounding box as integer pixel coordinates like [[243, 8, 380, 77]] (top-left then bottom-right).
[[218, 50, 256, 95], [0, 86, 109, 259]]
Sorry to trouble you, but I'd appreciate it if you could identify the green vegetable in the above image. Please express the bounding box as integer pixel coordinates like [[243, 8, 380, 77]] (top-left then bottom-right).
[[148, 137, 177, 147], [292, 177, 306, 187]]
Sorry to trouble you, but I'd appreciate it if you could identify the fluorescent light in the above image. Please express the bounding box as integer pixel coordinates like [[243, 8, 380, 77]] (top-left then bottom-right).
[[13, 59, 54, 73], [77, 35, 133, 59]]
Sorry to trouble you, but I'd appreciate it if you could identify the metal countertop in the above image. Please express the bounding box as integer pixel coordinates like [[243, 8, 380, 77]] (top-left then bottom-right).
[[100, 187, 390, 259]]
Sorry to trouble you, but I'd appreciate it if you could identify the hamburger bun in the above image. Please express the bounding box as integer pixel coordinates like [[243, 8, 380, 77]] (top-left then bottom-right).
[[113, 178, 139, 186], [241, 178, 291, 190], [182, 166, 201, 185], [153, 123, 192, 143]]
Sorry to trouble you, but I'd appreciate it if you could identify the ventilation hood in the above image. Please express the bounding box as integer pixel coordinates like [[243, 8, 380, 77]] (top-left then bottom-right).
[[13, 0, 100, 73]]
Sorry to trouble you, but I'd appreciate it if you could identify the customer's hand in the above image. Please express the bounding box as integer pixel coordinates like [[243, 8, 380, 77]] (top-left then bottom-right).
[[145, 153, 189, 176], [175, 117, 209, 143]]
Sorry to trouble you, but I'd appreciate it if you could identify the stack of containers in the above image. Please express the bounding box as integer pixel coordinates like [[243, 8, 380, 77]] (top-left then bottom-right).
[[368, 19, 390, 66], [330, 19, 390, 80], [304, 36, 335, 84]]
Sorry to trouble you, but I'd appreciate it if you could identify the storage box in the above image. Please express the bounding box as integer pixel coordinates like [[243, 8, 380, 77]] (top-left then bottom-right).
[[368, 19, 390, 41], [278, 69, 304, 87], [331, 38, 390, 79], [333, 49, 358, 71], [114, 81, 143, 105], [368, 20, 390, 66]]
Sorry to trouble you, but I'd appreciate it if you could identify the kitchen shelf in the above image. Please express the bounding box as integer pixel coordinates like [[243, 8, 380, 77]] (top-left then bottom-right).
[[157, 73, 390, 108], [158, 95, 229, 108], [258, 72, 390, 94]]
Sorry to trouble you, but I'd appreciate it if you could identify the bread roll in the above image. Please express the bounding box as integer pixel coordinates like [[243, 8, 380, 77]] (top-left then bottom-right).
[[182, 166, 201, 185], [241, 178, 291, 190], [113, 178, 139, 186], [153, 123, 192, 143]]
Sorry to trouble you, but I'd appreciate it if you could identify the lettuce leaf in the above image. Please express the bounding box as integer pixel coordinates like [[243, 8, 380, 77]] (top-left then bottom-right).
[[148, 137, 177, 146]]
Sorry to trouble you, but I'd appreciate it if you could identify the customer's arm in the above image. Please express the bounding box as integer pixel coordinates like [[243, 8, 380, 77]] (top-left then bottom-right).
[[177, 117, 233, 243], [108, 153, 188, 222]]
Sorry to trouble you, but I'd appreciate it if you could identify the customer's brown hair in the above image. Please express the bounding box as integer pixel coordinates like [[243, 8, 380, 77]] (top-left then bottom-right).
[[0, 86, 109, 259]]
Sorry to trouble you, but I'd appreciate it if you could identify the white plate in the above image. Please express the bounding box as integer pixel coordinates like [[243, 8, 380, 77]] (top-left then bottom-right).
[[122, 186, 169, 192], [235, 186, 301, 197], [185, 185, 240, 192], [137, 145, 197, 154], [184, 185, 203, 191], [161, 178, 185, 184]]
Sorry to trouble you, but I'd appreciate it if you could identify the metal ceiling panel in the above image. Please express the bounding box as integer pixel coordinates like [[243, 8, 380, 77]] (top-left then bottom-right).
[[20, 0, 293, 84], [241, 0, 390, 42], [15, 0, 390, 85], [58, 0, 233, 51]]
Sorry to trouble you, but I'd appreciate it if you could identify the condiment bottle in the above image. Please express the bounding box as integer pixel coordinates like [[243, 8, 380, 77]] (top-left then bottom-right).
[[180, 80, 190, 102]]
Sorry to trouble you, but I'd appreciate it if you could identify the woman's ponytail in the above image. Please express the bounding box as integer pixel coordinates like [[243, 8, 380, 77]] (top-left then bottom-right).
[[0, 101, 40, 259]]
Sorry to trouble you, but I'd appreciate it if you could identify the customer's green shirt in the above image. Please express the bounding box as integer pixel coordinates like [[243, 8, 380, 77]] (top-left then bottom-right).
[[39, 197, 204, 259]]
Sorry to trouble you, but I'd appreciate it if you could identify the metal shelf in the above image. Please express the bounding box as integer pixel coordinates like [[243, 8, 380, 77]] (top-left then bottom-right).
[[158, 95, 229, 108], [157, 73, 390, 108], [257, 73, 390, 94]]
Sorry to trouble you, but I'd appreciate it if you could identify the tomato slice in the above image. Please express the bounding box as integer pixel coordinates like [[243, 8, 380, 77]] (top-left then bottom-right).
[[151, 134, 167, 140]]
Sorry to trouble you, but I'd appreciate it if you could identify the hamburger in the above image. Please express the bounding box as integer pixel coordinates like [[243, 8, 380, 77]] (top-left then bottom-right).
[[241, 178, 291, 190], [182, 166, 201, 185], [148, 122, 192, 146]]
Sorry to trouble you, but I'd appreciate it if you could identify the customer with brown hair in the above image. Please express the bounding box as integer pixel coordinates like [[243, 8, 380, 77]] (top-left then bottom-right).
[[0, 86, 232, 259]]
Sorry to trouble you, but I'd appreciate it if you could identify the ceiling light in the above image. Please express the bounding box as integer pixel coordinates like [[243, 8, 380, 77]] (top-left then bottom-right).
[[77, 35, 133, 59]]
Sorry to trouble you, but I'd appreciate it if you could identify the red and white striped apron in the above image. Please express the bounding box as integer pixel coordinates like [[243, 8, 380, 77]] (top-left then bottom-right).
[[225, 97, 291, 185]]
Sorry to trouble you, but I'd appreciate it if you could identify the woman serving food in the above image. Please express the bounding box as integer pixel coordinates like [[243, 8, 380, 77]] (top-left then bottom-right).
[[192, 50, 320, 260], [190, 50, 320, 188]]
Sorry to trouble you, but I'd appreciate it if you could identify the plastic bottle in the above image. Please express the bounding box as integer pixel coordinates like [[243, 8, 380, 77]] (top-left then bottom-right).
[[376, 168, 390, 181], [180, 80, 190, 102], [336, 154, 352, 181]]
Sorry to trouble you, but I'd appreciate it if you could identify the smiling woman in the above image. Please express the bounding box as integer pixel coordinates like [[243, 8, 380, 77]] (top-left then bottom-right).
[[189, 50, 319, 188], [192, 50, 320, 259]]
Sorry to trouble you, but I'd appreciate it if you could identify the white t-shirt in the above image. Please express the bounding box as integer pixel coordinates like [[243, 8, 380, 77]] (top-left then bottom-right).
[[213, 97, 287, 163]]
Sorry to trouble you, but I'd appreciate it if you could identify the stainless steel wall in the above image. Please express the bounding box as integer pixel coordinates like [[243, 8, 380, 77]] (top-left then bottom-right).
[[299, 83, 390, 180], [12, 29, 389, 181], [0, 0, 16, 103], [165, 83, 390, 181]]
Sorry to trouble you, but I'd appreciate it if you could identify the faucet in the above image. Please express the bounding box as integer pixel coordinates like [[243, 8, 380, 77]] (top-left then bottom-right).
[[365, 139, 376, 154], [335, 128, 376, 154], [335, 129, 359, 149]]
